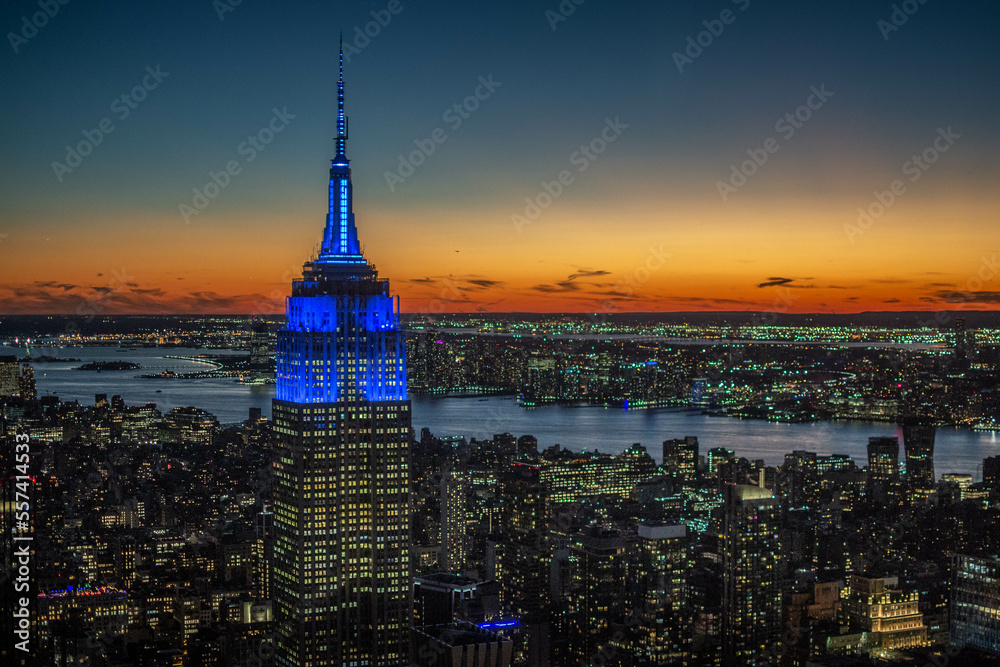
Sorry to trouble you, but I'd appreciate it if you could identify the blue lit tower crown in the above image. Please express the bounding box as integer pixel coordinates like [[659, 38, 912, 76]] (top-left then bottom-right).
[[275, 43, 406, 404], [273, 41, 410, 667]]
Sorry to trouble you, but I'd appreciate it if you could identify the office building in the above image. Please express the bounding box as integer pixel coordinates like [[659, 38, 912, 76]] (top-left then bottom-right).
[[951, 554, 1000, 655], [722, 485, 782, 667], [662, 436, 699, 489], [866, 437, 900, 507], [272, 42, 410, 667], [902, 420, 935, 499]]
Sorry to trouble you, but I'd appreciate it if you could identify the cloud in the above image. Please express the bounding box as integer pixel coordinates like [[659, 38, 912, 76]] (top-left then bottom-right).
[[532, 281, 586, 294], [467, 279, 504, 288], [593, 289, 639, 299], [883, 298, 901, 303], [757, 277, 793, 288], [669, 296, 750, 305], [0, 280, 296, 315], [408, 277, 439, 285], [531, 269, 614, 295], [33, 280, 78, 291], [756, 277, 815, 289], [931, 290, 1000, 304], [475, 299, 506, 312], [567, 269, 611, 280]]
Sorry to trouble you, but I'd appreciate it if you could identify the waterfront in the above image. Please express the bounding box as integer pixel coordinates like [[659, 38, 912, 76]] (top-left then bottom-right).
[[8, 345, 997, 477]]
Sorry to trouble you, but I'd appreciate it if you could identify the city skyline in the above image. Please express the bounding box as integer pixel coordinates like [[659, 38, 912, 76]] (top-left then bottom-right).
[[6, 4, 1000, 664], [2, 1, 999, 315]]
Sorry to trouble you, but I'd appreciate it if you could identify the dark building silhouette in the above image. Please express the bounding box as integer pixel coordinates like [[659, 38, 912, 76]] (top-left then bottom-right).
[[902, 420, 935, 500], [498, 462, 550, 666], [413, 573, 480, 627], [18, 363, 36, 401], [983, 455, 1000, 492], [866, 436, 900, 508], [411, 623, 513, 667], [562, 525, 626, 664], [663, 436, 699, 490], [249, 321, 270, 384]]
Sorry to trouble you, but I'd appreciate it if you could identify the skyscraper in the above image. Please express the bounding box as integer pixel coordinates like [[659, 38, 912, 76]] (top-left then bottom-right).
[[563, 525, 625, 664], [272, 42, 411, 667], [249, 321, 271, 385], [951, 554, 1000, 656], [0, 356, 19, 397], [722, 485, 782, 667], [633, 523, 691, 665], [866, 436, 900, 507], [662, 436, 698, 490], [441, 468, 469, 573], [901, 420, 935, 499], [497, 462, 550, 666]]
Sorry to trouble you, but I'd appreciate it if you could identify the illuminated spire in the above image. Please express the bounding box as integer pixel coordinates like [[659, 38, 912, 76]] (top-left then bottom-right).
[[316, 38, 366, 269], [335, 33, 348, 161]]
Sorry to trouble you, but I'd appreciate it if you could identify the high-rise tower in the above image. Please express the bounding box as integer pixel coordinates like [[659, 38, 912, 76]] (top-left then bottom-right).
[[901, 420, 935, 500], [722, 485, 782, 667], [866, 436, 901, 508], [272, 41, 411, 667]]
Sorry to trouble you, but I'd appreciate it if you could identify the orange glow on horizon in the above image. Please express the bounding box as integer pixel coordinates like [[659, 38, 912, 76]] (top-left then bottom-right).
[[1, 182, 998, 316]]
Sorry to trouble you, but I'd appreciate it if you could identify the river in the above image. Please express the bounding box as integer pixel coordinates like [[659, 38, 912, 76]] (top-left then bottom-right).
[[7, 346, 996, 478]]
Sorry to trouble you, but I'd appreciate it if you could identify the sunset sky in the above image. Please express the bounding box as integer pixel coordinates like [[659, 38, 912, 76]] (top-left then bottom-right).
[[1, 0, 998, 315]]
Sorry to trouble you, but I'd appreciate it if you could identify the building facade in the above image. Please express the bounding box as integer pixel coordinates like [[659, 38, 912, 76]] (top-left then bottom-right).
[[722, 484, 782, 667], [902, 421, 935, 500], [839, 575, 928, 652], [951, 554, 1000, 655], [272, 43, 411, 667]]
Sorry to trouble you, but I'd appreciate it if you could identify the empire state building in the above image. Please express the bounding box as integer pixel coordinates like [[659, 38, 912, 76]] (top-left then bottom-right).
[[272, 43, 411, 666]]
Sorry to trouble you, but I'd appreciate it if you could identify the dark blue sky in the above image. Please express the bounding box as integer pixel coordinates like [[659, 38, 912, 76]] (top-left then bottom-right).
[[2, 0, 999, 313]]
